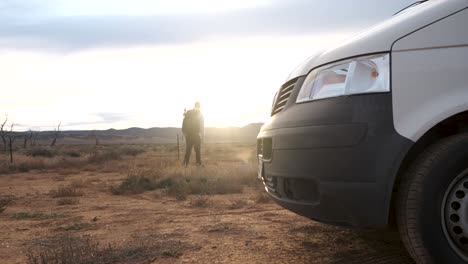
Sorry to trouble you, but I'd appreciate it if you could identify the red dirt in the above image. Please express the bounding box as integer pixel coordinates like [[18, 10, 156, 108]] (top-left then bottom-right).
[[0, 169, 415, 263]]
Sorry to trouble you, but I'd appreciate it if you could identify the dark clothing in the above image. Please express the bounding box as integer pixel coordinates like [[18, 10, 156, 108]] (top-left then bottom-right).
[[182, 109, 204, 166], [182, 110, 204, 138], [184, 134, 201, 165]]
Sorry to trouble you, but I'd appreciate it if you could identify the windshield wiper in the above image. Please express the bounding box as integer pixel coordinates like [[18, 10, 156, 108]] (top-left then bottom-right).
[[393, 0, 429, 16]]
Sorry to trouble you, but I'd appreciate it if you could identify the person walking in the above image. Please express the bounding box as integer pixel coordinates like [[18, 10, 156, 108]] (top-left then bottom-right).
[[182, 102, 204, 166]]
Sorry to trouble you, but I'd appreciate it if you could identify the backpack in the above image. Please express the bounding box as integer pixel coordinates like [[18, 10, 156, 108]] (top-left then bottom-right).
[[182, 110, 201, 135]]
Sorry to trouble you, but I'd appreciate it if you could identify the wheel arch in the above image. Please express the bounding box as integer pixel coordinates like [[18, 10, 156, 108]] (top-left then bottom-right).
[[387, 110, 468, 225]]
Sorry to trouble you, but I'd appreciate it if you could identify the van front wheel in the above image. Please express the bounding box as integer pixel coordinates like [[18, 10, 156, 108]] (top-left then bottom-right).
[[397, 134, 468, 264]]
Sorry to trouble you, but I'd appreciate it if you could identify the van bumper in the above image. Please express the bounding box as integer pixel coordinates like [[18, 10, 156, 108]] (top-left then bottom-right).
[[257, 92, 412, 228]]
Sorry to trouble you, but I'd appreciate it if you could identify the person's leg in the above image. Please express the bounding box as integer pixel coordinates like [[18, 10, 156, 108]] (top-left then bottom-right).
[[184, 136, 193, 166], [194, 135, 201, 165]]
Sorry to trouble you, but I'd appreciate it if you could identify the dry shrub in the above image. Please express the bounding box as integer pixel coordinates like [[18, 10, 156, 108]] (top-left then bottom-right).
[[62, 150, 81, 158], [109, 162, 254, 198], [12, 212, 62, 219], [17, 159, 47, 172], [1, 153, 88, 175], [56, 198, 79, 206], [155, 175, 242, 199], [87, 150, 121, 164], [228, 199, 248, 210], [26, 235, 196, 264], [0, 160, 11, 174], [0, 157, 47, 174], [26, 147, 56, 158], [0, 195, 14, 213], [254, 191, 272, 204], [70, 179, 89, 189], [53, 158, 86, 170], [50, 186, 84, 198], [110, 174, 158, 195], [189, 195, 210, 208], [53, 175, 65, 181], [118, 146, 146, 156]]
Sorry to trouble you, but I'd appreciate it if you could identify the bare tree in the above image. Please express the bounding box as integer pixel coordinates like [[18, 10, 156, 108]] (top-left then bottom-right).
[[7, 124, 16, 163], [0, 116, 7, 151], [31, 130, 39, 146], [50, 122, 61, 147]]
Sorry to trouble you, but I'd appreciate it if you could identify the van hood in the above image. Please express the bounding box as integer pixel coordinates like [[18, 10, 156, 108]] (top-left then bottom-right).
[[287, 0, 468, 80]]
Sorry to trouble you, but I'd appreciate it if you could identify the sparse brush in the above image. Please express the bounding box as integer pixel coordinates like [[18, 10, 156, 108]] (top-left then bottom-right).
[[53, 175, 65, 181], [63, 150, 81, 158], [228, 199, 248, 210], [119, 146, 146, 156], [0, 161, 11, 175], [254, 191, 272, 204], [87, 150, 121, 164], [26, 147, 56, 158], [111, 174, 158, 195], [50, 186, 84, 198], [166, 181, 189, 201], [0, 195, 14, 213], [12, 212, 62, 219], [70, 179, 88, 188], [56, 198, 79, 206], [26, 235, 196, 264], [189, 195, 210, 208], [54, 158, 86, 170]]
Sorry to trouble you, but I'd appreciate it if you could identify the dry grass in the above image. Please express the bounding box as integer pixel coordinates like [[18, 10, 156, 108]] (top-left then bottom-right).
[[254, 191, 272, 204], [87, 151, 121, 164], [70, 179, 89, 189], [12, 212, 62, 220], [110, 173, 159, 195], [228, 199, 249, 210], [189, 195, 211, 208], [0, 195, 14, 213], [108, 144, 258, 201], [49, 186, 84, 198], [26, 235, 197, 264], [56, 198, 79, 206]]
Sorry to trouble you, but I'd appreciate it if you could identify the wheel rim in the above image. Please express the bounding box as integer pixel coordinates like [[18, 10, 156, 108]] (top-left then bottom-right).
[[443, 169, 468, 261]]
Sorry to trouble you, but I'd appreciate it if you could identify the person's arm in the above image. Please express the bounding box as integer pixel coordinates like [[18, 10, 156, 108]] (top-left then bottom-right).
[[200, 113, 205, 141]]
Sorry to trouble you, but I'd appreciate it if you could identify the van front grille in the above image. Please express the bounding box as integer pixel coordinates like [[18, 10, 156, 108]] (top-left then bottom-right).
[[271, 79, 297, 116]]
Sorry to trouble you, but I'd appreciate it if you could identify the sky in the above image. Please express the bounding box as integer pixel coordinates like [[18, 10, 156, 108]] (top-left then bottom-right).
[[0, 0, 415, 131]]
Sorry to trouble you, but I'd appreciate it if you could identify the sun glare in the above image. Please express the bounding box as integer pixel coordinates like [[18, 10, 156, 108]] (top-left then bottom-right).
[[0, 33, 351, 130]]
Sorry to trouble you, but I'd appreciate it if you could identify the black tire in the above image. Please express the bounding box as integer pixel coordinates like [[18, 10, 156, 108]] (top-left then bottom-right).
[[397, 134, 468, 264]]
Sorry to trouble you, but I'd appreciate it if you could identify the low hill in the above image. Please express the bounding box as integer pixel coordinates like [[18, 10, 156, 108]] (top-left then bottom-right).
[[29, 123, 263, 145]]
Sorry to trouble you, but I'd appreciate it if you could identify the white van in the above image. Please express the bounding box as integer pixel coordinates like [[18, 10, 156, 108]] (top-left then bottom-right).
[[257, 0, 468, 263]]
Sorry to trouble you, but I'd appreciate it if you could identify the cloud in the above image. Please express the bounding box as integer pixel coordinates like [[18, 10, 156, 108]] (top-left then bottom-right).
[[62, 112, 131, 128], [0, 0, 414, 52]]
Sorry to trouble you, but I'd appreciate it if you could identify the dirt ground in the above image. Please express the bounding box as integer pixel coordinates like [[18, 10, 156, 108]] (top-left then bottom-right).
[[0, 144, 415, 264]]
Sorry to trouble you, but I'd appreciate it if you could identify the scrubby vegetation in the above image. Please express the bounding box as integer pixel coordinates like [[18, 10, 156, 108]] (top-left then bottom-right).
[[49, 186, 84, 198], [0, 142, 411, 263], [0, 143, 281, 263], [56, 198, 79, 206], [12, 212, 62, 220], [0, 195, 14, 213], [111, 163, 256, 199], [26, 147, 57, 158], [26, 235, 196, 264]]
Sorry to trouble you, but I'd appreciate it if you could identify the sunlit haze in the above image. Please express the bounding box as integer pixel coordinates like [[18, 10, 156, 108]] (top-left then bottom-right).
[[0, 0, 414, 131]]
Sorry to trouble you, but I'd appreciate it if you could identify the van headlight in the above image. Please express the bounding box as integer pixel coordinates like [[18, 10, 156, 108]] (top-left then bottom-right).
[[296, 53, 390, 103]]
